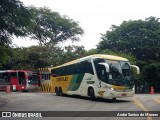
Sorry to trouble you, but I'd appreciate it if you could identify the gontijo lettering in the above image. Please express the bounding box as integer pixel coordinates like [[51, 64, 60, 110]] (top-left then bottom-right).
[[56, 77, 68, 82]]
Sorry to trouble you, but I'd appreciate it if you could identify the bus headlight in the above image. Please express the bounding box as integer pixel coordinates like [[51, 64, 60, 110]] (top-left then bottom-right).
[[105, 85, 114, 90], [22, 86, 24, 89], [111, 88, 114, 91]]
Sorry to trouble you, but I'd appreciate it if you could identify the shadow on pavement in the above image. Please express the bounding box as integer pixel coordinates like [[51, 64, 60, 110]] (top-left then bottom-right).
[[53, 94, 131, 103]]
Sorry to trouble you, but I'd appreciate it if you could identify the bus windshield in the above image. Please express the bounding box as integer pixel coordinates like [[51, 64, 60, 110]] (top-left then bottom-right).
[[93, 58, 134, 86]]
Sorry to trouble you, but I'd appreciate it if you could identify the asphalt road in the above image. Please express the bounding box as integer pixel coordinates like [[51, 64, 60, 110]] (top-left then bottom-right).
[[0, 92, 160, 120]]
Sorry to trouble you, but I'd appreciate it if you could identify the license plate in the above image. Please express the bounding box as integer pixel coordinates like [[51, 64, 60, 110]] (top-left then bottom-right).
[[121, 93, 126, 96]]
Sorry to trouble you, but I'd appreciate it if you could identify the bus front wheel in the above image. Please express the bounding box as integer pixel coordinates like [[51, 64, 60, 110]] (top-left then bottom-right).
[[88, 88, 95, 101], [112, 98, 116, 101]]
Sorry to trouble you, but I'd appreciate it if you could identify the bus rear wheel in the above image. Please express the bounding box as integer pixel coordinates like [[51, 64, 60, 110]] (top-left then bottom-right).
[[59, 87, 63, 96], [55, 87, 60, 96], [112, 98, 116, 101], [88, 88, 95, 101]]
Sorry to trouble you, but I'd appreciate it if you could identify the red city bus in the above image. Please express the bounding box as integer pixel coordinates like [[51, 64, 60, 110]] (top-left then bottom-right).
[[0, 70, 38, 92]]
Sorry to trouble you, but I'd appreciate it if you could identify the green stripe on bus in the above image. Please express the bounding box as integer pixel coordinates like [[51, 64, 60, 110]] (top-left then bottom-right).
[[67, 73, 84, 91], [67, 74, 78, 91]]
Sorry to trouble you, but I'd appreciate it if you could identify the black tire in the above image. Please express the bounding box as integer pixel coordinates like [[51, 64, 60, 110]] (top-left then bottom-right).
[[59, 87, 63, 96], [55, 87, 60, 96], [22, 90, 28, 92], [89, 88, 96, 101], [112, 98, 116, 101]]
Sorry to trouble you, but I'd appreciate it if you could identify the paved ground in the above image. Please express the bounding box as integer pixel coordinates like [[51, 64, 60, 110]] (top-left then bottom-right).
[[0, 92, 160, 120]]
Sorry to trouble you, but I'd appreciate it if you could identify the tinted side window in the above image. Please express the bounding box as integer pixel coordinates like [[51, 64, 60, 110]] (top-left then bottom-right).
[[10, 72, 17, 78], [18, 72, 25, 85], [51, 60, 94, 77], [79, 61, 94, 74]]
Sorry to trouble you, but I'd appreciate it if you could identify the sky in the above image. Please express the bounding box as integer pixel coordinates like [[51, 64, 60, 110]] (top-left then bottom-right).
[[13, 0, 160, 50]]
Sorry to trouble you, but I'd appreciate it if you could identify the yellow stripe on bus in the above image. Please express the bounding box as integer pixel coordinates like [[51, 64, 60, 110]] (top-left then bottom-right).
[[51, 75, 73, 93], [112, 85, 126, 90]]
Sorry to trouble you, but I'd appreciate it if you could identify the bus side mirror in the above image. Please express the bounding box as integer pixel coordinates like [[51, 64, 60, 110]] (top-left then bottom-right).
[[98, 63, 110, 73], [131, 65, 140, 74]]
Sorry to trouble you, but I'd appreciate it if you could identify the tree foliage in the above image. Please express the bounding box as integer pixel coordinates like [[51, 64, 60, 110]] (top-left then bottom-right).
[[142, 63, 160, 84], [98, 16, 160, 62], [0, 1, 84, 46], [62, 45, 86, 63], [0, 0, 33, 67], [7, 46, 53, 70], [0, 1, 84, 69], [29, 7, 84, 46], [4, 45, 86, 70], [0, 45, 12, 69], [0, 0, 33, 45]]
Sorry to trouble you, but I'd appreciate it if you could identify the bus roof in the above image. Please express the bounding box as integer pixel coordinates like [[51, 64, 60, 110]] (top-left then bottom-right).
[[52, 54, 128, 69]]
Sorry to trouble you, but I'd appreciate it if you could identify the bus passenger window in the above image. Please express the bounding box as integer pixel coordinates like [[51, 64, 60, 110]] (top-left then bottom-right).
[[10, 72, 17, 78]]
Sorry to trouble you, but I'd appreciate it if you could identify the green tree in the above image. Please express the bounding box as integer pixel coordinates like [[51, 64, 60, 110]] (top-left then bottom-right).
[[6, 45, 86, 70], [98, 16, 160, 62], [0, 0, 33, 67], [62, 45, 86, 63], [141, 63, 160, 92], [0, 45, 12, 69], [142, 63, 160, 84], [0, 1, 84, 69], [29, 7, 84, 46], [8, 47, 30, 69], [0, 0, 33, 45], [8, 46, 53, 70], [85, 49, 98, 56]]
